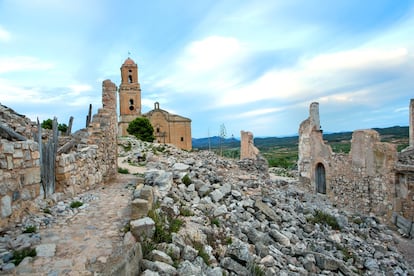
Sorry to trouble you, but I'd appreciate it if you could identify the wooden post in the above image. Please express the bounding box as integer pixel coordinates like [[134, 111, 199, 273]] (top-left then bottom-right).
[[86, 104, 92, 127], [0, 123, 27, 141], [66, 116, 73, 135]]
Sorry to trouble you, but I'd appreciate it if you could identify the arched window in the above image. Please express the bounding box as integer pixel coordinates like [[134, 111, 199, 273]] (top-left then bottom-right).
[[129, 99, 134, 105], [128, 75, 133, 83], [315, 163, 326, 194]]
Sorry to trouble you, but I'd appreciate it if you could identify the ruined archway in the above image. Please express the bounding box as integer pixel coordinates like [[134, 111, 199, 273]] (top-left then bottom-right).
[[315, 163, 326, 194]]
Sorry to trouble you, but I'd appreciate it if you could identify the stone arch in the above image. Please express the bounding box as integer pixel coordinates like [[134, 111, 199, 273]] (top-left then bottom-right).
[[315, 162, 326, 194]]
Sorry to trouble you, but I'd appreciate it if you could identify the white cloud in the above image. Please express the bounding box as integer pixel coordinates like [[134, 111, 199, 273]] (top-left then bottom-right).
[[0, 26, 11, 42], [230, 107, 285, 119], [68, 84, 93, 96], [216, 47, 411, 107], [0, 56, 54, 73], [179, 36, 244, 72]]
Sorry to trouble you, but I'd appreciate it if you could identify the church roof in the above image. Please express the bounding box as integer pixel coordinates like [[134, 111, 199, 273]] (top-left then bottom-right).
[[122, 57, 136, 66], [144, 107, 191, 123]]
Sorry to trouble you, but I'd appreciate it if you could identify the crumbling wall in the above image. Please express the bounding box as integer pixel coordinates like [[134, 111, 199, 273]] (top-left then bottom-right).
[[55, 80, 118, 195], [298, 102, 398, 221], [0, 80, 118, 229], [0, 104, 41, 229], [240, 130, 259, 160], [0, 139, 41, 229]]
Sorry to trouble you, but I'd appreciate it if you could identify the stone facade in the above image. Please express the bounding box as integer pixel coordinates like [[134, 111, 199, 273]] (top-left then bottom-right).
[[298, 102, 402, 221], [117, 57, 192, 150], [240, 130, 259, 160], [144, 102, 192, 151]]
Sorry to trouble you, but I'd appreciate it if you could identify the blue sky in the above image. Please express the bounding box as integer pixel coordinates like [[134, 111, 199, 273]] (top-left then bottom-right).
[[0, 0, 413, 138]]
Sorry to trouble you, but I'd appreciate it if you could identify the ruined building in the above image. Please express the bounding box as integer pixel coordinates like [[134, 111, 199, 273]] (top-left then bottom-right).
[[0, 80, 119, 229], [298, 100, 414, 235], [117, 58, 192, 150]]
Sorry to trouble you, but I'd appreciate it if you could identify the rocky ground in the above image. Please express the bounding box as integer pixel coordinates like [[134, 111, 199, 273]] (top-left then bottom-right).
[[1, 136, 413, 275], [120, 137, 414, 275]]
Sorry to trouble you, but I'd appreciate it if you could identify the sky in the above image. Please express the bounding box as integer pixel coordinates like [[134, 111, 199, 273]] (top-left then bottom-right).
[[0, 0, 413, 138]]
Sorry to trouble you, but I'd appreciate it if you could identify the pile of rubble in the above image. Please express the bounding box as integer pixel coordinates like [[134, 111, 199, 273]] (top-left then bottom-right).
[[122, 138, 413, 275]]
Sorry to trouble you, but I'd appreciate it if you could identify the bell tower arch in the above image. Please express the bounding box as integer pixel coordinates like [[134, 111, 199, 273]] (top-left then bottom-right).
[[118, 57, 141, 136]]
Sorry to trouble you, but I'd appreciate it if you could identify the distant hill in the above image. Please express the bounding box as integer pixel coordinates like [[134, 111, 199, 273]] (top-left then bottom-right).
[[192, 126, 409, 150]]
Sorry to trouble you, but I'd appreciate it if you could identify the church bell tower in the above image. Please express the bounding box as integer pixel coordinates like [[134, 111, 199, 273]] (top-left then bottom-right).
[[118, 57, 141, 136]]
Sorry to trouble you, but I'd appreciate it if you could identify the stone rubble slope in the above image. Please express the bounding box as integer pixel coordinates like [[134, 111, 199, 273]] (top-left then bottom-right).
[[123, 137, 413, 276]]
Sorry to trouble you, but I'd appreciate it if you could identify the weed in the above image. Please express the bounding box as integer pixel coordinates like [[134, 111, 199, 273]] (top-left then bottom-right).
[[180, 207, 194, 217], [170, 218, 184, 233], [193, 241, 210, 265], [335, 243, 353, 261], [122, 142, 132, 152], [248, 263, 265, 276], [42, 208, 51, 214], [12, 248, 36, 265], [141, 239, 156, 257], [352, 217, 363, 225], [181, 174, 192, 186], [118, 167, 129, 174], [210, 217, 220, 227], [22, 225, 37, 234], [225, 236, 233, 245], [122, 222, 130, 233], [308, 209, 340, 230], [70, 201, 83, 208]]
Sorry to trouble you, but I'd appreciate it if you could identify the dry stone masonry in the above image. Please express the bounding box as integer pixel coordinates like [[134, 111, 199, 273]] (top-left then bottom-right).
[[0, 79, 119, 230], [298, 100, 414, 234]]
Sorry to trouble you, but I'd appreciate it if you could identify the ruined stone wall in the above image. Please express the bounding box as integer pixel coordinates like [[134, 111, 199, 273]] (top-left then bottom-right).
[[327, 131, 397, 219], [0, 139, 41, 229], [240, 130, 259, 160], [55, 80, 118, 196], [299, 102, 398, 221], [0, 104, 41, 229]]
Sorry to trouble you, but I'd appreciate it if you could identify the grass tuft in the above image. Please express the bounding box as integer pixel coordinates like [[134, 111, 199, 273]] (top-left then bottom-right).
[[70, 201, 83, 208]]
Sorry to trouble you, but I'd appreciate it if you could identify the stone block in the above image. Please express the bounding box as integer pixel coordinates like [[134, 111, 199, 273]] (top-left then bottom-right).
[[1, 195, 12, 218], [13, 149, 23, 158], [36, 243, 56, 257], [130, 217, 155, 241], [22, 168, 41, 185], [131, 198, 150, 220], [209, 189, 224, 202], [139, 185, 154, 209]]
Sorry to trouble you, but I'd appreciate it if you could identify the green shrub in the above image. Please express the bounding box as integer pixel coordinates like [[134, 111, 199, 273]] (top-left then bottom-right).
[[182, 174, 192, 186], [308, 210, 340, 230], [12, 248, 36, 265], [118, 167, 129, 174], [70, 201, 83, 208], [22, 225, 37, 234], [127, 117, 155, 142], [170, 218, 184, 233]]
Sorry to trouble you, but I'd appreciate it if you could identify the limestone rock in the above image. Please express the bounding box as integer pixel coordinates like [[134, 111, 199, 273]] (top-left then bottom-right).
[[35, 243, 56, 257], [131, 198, 149, 220], [130, 217, 155, 241]]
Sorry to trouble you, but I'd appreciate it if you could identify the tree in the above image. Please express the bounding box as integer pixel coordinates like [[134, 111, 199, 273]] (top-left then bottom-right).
[[41, 119, 68, 133], [127, 117, 155, 142]]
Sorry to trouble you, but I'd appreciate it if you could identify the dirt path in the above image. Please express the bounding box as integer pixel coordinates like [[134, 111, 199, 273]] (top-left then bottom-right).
[[14, 174, 138, 276]]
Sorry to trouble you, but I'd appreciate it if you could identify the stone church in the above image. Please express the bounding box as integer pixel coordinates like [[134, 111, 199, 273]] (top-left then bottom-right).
[[118, 57, 192, 150]]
